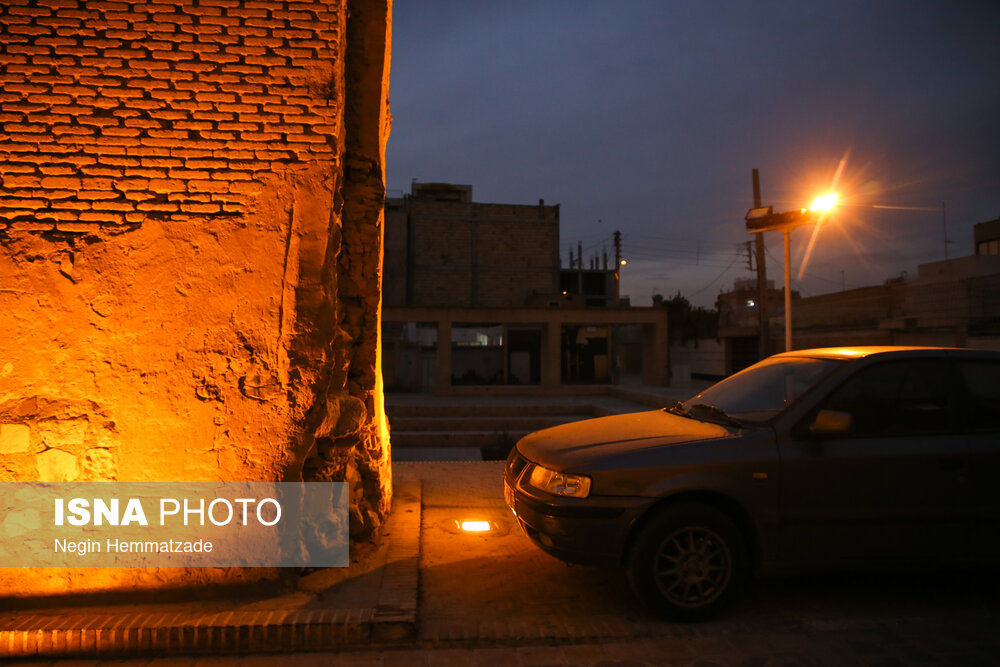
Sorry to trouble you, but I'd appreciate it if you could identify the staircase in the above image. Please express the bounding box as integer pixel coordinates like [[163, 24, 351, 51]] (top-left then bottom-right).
[[388, 403, 600, 460]]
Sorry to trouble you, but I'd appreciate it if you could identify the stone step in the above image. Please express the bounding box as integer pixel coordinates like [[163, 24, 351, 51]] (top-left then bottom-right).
[[391, 430, 528, 461], [390, 430, 531, 449], [386, 403, 596, 418], [389, 415, 585, 433]]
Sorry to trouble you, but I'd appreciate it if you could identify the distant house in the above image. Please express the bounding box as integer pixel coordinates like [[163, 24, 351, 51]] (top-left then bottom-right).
[[716, 215, 1000, 373], [382, 183, 668, 393]]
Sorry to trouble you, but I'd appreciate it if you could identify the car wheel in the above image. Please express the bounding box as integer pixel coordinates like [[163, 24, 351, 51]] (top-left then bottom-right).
[[626, 503, 746, 621]]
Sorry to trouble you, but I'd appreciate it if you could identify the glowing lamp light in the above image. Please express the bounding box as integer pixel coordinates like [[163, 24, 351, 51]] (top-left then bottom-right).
[[809, 193, 838, 213], [459, 520, 491, 533], [619, 259, 627, 266]]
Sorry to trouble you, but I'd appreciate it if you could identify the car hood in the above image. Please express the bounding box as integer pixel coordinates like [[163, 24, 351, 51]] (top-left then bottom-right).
[[516, 409, 733, 469]]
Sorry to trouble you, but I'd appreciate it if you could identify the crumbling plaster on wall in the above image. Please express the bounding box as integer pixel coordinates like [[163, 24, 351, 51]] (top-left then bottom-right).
[[1, 162, 341, 480], [0, 0, 394, 597]]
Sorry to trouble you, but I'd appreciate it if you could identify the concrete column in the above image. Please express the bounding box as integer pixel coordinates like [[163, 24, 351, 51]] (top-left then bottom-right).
[[541, 320, 562, 387], [435, 320, 452, 395], [641, 319, 668, 385]]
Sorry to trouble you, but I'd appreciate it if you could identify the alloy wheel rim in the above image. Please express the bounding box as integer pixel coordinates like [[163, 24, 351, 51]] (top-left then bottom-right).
[[653, 526, 732, 608]]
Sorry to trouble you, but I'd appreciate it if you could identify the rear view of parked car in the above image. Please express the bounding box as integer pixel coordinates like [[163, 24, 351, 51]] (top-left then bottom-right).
[[503, 347, 1000, 620]]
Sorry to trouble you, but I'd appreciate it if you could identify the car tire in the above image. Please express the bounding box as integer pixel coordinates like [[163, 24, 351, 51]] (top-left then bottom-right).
[[626, 503, 746, 621]]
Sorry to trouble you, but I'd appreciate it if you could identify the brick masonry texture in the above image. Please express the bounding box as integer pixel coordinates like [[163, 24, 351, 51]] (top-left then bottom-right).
[[0, 0, 341, 232], [0, 0, 393, 598]]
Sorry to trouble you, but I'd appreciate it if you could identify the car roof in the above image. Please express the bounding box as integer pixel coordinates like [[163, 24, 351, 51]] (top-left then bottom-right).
[[772, 345, 1000, 361]]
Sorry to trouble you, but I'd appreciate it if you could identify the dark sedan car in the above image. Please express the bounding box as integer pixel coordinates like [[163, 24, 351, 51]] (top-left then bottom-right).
[[503, 346, 1000, 620]]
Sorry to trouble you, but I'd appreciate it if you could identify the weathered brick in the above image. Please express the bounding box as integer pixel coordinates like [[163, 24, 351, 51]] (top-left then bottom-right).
[[149, 12, 193, 24], [170, 148, 213, 158], [169, 192, 211, 203], [184, 158, 226, 169], [128, 78, 170, 91], [3, 82, 49, 95], [52, 125, 96, 136], [178, 41, 221, 54], [229, 180, 264, 194], [217, 103, 258, 114], [43, 189, 76, 200], [136, 201, 177, 212], [76, 190, 118, 201], [2, 174, 42, 187], [191, 111, 233, 121], [40, 176, 81, 189], [90, 200, 133, 211], [102, 126, 142, 137], [9, 5, 55, 17], [57, 222, 105, 232], [128, 59, 170, 70], [101, 155, 142, 167], [187, 179, 228, 193], [80, 166, 125, 176], [51, 199, 91, 210], [9, 221, 56, 231], [273, 29, 313, 40], [180, 201, 220, 213], [0, 198, 45, 209], [199, 130, 236, 141], [148, 89, 193, 101], [7, 24, 54, 37], [5, 64, 52, 76], [221, 63, 264, 75], [139, 156, 183, 167], [1, 163, 39, 174], [103, 29, 145, 39], [174, 61, 216, 73], [150, 49, 193, 62], [124, 190, 156, 200], [149, 178, 187, 192], [210, 170, 253, 180], [79, 211, 125, 223], [77, 76, 122, 86], [112, 177, 149, 190], [122, 118, 164, 129]]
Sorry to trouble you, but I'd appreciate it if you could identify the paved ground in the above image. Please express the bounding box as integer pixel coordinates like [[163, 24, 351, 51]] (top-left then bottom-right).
[[5, 389, 1000, 665]]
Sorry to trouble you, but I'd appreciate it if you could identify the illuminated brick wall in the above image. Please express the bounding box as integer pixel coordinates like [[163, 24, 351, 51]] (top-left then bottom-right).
[[0, 0, 341, 230], [0, 0, 392, 597]]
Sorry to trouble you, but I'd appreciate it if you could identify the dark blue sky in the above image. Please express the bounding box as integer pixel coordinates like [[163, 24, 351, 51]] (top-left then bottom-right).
[[385, 1, 1000, 307]]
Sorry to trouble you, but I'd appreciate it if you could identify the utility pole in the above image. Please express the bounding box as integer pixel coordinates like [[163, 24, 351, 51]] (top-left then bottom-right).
[[613, 230, 622, 304], [752, 169, 769, 359]]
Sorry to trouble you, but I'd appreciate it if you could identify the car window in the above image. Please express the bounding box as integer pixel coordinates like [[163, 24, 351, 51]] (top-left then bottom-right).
[[683, 356, 840, 423], [819, 359, 955, 436], [957, 360, 1000, 432]]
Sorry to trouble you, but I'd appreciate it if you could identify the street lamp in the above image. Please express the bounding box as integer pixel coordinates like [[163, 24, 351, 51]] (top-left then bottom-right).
[[745, 194, 837, 351]]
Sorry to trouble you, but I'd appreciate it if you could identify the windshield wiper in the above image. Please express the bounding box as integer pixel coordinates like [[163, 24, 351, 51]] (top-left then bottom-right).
[[686, 403, 743, 428], [665, 400, 689, 417]]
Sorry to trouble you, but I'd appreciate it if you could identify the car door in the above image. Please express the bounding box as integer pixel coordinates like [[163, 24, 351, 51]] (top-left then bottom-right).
[[955, 358, 1000, 561], [776, 358, 969, 566]]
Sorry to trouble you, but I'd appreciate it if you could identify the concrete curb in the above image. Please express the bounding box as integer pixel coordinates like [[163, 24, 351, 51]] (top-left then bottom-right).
[[0, 477, 422, 659]]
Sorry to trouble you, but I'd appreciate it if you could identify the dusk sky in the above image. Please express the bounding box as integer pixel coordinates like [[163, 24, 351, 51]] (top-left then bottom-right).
[[385, 1, 1000, 308]]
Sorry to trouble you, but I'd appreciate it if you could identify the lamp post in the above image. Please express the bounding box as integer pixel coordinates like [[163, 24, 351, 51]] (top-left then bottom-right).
[[745, 194, 837, 351]]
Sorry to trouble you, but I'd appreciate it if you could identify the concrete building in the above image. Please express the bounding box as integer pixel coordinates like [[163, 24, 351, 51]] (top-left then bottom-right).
[[382, 183, 668, 393]]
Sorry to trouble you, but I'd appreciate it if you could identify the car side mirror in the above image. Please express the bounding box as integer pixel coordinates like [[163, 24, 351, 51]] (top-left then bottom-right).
[[809, 409, 852, 436]]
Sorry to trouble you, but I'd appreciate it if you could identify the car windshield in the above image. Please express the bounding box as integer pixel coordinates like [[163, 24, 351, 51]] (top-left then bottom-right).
[[680, 356, 843, 424]]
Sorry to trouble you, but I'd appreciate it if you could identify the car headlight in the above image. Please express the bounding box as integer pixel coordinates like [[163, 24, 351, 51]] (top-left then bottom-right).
[[526, 464, 592, 498]]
